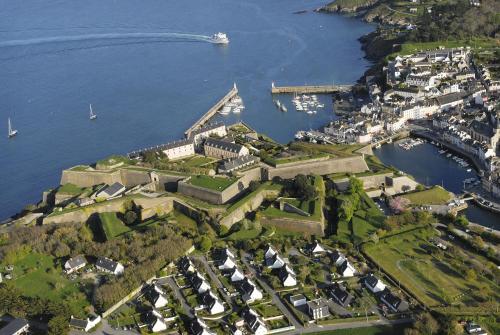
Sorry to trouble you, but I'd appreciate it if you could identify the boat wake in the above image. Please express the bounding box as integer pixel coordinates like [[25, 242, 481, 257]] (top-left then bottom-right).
[[0, 32, 216, 48]]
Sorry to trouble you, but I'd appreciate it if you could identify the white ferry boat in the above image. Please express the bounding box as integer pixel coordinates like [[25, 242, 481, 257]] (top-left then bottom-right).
[[211, 32, 229, 44]]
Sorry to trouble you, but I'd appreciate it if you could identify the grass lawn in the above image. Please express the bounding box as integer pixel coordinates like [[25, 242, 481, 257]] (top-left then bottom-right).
[[401, 186, 452, 205], [182, 155, 216, 168], [254, 303, 282, 318], [262, 198, 320, 222], [226, 226, 262, 241], [99, 212, 130, 240], [1, 253, 90, 316], [308, 324, 408, 335], [290, 142, 364, 158], [363, 227, 500, 308], [225, 182, 282, 215], [58, 183, 86, 195], [187, 175, 237, 191]]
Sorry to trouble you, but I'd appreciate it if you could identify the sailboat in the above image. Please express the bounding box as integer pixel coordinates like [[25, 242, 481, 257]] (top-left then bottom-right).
[[8, 118, 18, 138], [89, 104, 97, 120]]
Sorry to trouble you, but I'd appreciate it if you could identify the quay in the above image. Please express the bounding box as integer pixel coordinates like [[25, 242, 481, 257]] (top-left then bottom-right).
[[271, 82, 353, 94], [185, 83, 239, 138]]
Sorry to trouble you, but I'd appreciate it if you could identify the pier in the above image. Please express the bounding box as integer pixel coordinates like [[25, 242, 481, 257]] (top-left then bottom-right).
[[185, 83, 239, 138], [271, 82, 352, 94]]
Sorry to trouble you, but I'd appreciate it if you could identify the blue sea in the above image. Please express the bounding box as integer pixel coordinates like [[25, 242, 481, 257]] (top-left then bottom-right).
[[0, 0, 374, 219]]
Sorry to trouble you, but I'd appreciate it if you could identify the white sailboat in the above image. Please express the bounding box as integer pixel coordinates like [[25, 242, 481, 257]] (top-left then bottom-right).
[[89, 104, 97, 120], [8, 118, 18, 138]]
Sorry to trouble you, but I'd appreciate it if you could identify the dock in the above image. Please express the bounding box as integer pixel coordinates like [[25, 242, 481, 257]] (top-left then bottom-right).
[[271, 82, 352, 94], [185, 83, 239, 138]]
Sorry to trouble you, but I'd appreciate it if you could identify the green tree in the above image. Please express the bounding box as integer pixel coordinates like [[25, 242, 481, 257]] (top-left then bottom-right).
[[199, 236, 212, 252], [48, 315, 69, 335], [454, 215, 469, 228], [124, 211, 138, 225]]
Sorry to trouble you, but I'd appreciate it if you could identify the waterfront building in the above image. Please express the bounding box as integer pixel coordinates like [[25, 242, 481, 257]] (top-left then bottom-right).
[[190, 122, 227, 146], [204, 138, 249, 159], [160, 139, 195, 160]]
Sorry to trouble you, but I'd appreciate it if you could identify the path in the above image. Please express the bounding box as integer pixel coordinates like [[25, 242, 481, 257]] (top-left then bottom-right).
[[164, 276, 193, 318], [241, 252, 302, 329]]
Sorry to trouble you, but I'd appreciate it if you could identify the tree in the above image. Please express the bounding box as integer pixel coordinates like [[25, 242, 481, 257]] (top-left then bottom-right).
[[199, 236, 212, 252], [348, 177, 363, 195], [48, 315, 69, 335], [248, 180, 261, 192], [465, 269, 477, 281], [454, 215, 469, 228], [303, 184, 317, 201], [124, 211, 138, 225], [414, 312, 439, 335], [416, 184, 425, 192], [389, 197, 410, 214]]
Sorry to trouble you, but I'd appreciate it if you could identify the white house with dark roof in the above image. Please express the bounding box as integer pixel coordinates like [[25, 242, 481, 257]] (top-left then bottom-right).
[[0, 318, 29, 335], [229, 267, 245, 282], [160, 139, 195, 160], [330, 250, 346, 267], [94, 182, 126, 200], [364, 274, 386, 293], [145, 309, 167, 333], [189, 317, 215, 335], [96, 257, 124, 275], [218, 155, 260, 174], [241, 307, 267, 335], [64, 255, 86, 274], [69, 315, 101, 333], [290, 294, 307, 307], [278, 265, 297, 287], [178, 256, 195, 274], [237, 278, 263, 303], [200, 290, 225, 315], [188, 272, 210, 294], [328, 283, 353, 307], [190, 122, 227, 146], [309, 241, 326, 255], [216, 248, 237, 270], [338, 260, 356, 278], [380, 288, 409, 313], [146, 284, 168, 308], [266, 253, 285, 269], [264, 245, 277, 259]]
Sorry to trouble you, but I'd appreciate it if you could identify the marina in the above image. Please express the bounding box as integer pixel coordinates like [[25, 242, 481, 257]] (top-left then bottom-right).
[[270, 82, 353, 94]]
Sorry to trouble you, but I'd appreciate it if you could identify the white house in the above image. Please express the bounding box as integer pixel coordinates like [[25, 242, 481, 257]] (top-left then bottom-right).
[[96, 257, 124, 275], [278, 265, 297, 287], [189, 272, 210, 294], [0, 318, 29, 335], [189, 317, 215, 335], [264, 245, 277, 259], [64, 255, 86, 274], [307, 299, 330, 320], [266, 253, 285, 269], [147, 285, 168, 308], [364, 274, 386, 293], [217, 248, 236, 270], [290, 294, 307, 307], [241, 308, 267, 335], [201, 290, 225, 315], [190, 122, 228, 146], [338, 260, 356, 278], [309, 241, 326, 255], [147, 309, 167, 333], [238, 278, 263, 303], [229, 267, 245, 282], [69, 315, 101, 333], [330, 250, 346, 267], [160, 139, 195, 160]]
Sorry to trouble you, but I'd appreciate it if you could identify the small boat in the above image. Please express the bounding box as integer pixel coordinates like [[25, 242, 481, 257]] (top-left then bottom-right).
[[219, 106, 231, 115], [89, 104, 97, 120], [7, 118, 18, 138], [211, 32, 229, 44], [467, 169, 472, 173], [280, 104, 287, 112], [375, 143, 381, 149], [232, 107, 241, 114], [306, 111, 313, 115], [274, 100, 281, 108]]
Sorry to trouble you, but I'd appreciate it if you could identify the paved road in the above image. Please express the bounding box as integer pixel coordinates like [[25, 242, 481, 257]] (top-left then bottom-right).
[[164, 276, 193, 318], [285, 318, 413, 335], [193, 255, 233, 306], [241, 252, 302, 329]]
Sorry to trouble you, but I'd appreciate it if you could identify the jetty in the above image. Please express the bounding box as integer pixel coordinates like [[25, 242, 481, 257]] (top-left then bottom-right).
[[185, 83, 238, 138], [271, 82, 352, 94]]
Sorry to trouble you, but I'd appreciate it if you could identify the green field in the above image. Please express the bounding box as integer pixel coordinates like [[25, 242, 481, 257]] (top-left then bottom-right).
[[401, 186, 452, 205], [225, 182, 282, 215], [182, 155, 216, 168], [1, 253, 90, 316], [187, 175, 237, 191], [308, 324, 408, 335], [363, 227, 500, 308], [58, 183, 87, 195], [390, 38, 499, 59], [99, 212, 130, 240]]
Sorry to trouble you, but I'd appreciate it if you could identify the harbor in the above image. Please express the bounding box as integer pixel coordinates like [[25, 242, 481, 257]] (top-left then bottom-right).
[[270, 82, 353, 94], [184, 83, 239, 138]]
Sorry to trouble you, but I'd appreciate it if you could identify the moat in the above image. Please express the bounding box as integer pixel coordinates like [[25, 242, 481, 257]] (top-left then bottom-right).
[[375, 141, 500, 229]]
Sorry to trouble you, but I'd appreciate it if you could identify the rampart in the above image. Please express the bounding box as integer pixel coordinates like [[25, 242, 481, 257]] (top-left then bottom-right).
[[262, 156, 368, 180], [260, 216, 324, 236], [60, 167, 152, 188]]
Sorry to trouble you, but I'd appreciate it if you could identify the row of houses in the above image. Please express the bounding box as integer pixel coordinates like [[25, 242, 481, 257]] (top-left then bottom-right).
[[264, 245, 297, 287], [64, 255, 124, 276]]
